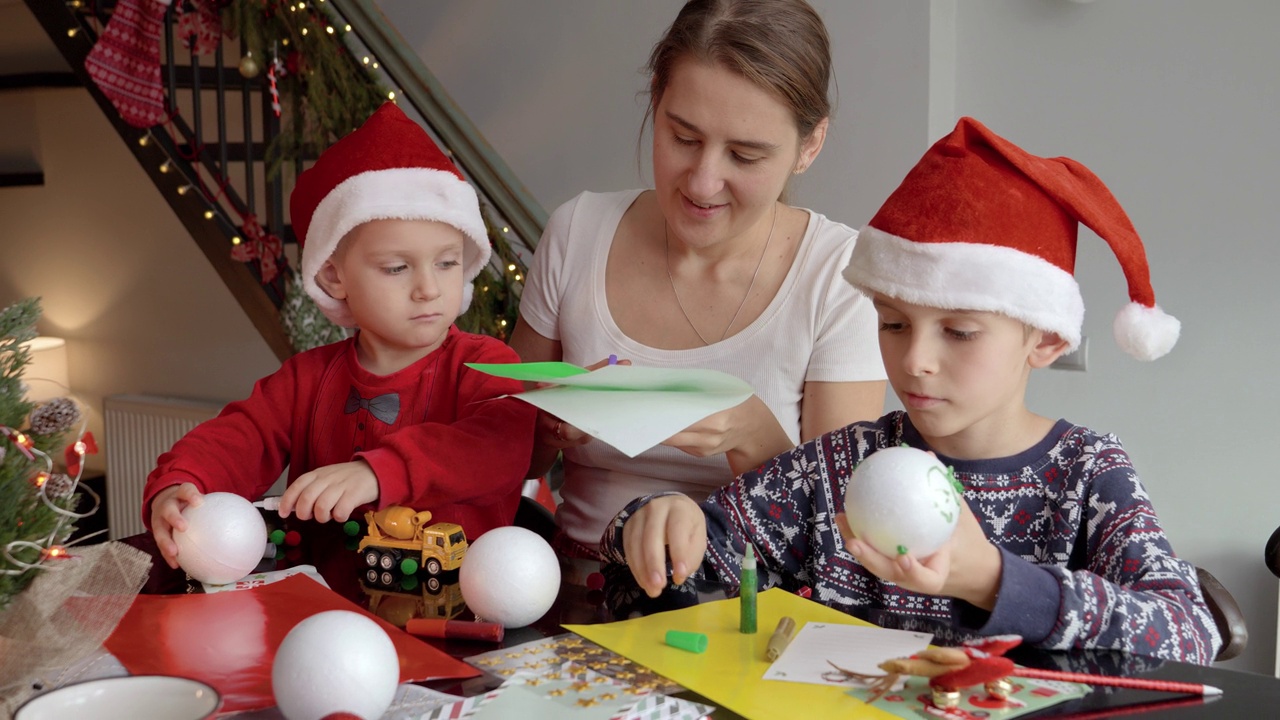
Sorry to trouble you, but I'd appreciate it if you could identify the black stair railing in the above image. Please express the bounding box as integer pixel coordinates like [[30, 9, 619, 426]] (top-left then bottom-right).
[[23, 0, 544, 360]]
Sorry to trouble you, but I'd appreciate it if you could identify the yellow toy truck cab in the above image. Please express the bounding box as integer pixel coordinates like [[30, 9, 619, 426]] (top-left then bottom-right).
[[357, 506, 468, 591]]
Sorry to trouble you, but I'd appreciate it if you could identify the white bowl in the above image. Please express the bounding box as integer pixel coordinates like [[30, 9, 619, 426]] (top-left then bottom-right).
[[15, 675, 221, 720]]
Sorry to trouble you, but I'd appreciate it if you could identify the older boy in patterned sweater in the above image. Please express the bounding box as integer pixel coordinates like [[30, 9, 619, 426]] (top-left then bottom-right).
[[603, 117, 1221, 664]]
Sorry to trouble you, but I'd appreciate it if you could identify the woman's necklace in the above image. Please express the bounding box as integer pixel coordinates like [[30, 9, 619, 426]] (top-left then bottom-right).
[[665, 204, 778, 346]]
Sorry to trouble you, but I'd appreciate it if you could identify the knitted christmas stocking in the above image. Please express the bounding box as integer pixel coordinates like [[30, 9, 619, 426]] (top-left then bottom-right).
[[84, 0, 173, 128]]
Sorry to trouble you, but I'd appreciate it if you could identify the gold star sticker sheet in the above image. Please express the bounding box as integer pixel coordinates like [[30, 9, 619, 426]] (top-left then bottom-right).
[[423, 665, 714, 720], [466, 633, 683, 695]]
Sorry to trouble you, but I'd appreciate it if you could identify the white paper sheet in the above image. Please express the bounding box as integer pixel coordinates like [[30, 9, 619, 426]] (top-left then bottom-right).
[[473, 364, 755, 458], [762, 622, 933, 687]]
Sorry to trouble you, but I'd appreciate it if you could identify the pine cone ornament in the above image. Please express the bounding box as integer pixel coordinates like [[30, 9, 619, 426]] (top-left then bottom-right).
[[43, 472, 77, 500], [28, 397, 82, 436]]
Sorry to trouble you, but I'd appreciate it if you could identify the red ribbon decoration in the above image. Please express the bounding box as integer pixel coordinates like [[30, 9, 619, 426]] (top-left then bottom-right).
[[64, 431, 99, 477], [231, 214, 285, 283]]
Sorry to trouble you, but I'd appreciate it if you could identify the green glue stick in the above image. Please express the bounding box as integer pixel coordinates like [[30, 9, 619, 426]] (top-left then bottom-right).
[[740, 543, 758, 634]]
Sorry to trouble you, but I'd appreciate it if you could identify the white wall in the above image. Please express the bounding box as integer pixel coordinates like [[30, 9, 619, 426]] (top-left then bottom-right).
[[952, 0, 1279, 673], [374, 0, 932, 228], [375, 0, 1280, 672], [0, 90, 280, 471]]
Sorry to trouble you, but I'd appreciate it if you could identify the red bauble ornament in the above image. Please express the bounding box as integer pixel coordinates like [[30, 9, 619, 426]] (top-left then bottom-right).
[[285, 50, 304, 76]]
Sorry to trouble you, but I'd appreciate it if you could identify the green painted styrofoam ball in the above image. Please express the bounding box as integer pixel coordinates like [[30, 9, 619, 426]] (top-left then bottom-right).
[[843, 447, 963, 558]]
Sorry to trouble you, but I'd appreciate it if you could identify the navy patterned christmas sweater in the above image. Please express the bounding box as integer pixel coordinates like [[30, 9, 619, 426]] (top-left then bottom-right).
[[602, 411, 1221, 665]]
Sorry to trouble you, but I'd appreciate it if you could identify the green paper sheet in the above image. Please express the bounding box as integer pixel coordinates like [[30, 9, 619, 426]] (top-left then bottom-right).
[[466, 361, 590, 382]]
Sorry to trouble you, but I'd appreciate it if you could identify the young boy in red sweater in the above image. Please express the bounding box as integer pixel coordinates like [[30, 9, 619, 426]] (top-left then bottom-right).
[[144, 103, 536, 569]]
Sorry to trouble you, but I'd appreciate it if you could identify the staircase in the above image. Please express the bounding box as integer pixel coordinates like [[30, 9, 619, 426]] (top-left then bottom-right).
[[22, 0, 544, 361]]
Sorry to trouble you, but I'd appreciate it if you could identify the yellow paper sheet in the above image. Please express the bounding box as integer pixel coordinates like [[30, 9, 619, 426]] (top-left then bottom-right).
[[565, 588, 899, 720]]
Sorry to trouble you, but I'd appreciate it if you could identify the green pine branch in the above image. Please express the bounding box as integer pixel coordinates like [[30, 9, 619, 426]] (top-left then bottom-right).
[[0, 298, 77, 611]]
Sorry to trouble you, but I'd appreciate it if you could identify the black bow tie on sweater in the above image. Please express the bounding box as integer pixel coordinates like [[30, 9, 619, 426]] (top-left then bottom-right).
[[344, 386, 400, 425]]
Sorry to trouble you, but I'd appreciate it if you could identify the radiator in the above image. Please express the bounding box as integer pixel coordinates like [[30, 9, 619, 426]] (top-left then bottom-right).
[[104, 394, 222, 539]]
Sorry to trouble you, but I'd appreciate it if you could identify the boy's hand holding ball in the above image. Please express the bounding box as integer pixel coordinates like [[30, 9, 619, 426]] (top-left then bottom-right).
[[169, 491, 268, 584], [150, 481, 204, 569], [837, 447, 1001, 609], [842, 447, 962, 558]]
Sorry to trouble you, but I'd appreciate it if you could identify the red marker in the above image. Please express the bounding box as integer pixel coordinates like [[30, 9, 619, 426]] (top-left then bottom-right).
[[406, 618, 505, 643]]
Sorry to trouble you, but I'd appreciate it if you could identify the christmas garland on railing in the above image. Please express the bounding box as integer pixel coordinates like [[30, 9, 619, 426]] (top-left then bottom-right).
[[225, 0, 388, 180], [221, 0, 525, 348]]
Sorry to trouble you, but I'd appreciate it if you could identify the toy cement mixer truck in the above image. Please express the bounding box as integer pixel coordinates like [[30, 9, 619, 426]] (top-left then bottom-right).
[[357, 506, 467, 592]]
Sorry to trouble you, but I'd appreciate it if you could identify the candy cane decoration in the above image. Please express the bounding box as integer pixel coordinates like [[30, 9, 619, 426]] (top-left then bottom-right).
[[268, 55, 283, 118]]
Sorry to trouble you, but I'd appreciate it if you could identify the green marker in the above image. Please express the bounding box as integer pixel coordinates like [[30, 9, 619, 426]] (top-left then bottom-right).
[[740, 543, 758, 634]]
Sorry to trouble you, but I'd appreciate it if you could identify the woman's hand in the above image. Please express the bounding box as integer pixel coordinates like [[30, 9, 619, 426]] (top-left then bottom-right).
[[534, 356, 632, 450], [534, 409, 593, 450], [836, 500, 1002, 609], [661, 395, 793, 475], [621, 494, 707, 598]]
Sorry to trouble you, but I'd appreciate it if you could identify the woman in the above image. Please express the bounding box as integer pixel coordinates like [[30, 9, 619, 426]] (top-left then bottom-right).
[[510, 0, 886, 562]]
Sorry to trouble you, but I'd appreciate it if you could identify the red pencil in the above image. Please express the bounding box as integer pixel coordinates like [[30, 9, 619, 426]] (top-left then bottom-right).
[[1011, 666, 1222, 696], [1049, 694, 1213, 720]]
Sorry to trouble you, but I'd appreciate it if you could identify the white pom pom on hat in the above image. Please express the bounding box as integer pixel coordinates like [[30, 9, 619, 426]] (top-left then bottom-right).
[[844, 116, 1179, 361], [1114, 302, 1180, 362]]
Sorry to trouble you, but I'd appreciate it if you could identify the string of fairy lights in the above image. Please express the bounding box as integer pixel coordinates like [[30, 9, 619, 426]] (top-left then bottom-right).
[[60, 0, 403, 274], [0, 410, 101, 577], [64, 0, 529, 341]]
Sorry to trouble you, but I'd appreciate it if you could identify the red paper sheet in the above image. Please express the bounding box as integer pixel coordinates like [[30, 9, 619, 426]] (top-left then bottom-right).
[[105, 574, 479, 713]]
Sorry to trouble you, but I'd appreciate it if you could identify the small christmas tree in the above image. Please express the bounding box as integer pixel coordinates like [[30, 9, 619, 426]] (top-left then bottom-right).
[[0, 306, 149, 712], [0, 298, 85, 611]]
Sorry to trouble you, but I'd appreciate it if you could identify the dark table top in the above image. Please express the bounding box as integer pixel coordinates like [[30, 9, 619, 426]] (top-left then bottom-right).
[[122, 522, 1280, 719]]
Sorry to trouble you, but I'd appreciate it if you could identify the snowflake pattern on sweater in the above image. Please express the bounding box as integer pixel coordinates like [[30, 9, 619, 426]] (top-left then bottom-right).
[[602, 412, 1220, 665]]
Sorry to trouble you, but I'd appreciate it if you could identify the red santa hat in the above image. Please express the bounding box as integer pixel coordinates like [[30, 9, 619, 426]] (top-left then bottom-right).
[[843, 116, 1179, 361], [291, 102, 491, 327]]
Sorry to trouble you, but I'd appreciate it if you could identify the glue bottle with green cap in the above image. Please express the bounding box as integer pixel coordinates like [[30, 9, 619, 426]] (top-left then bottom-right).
[[740, 543, 758, 634]]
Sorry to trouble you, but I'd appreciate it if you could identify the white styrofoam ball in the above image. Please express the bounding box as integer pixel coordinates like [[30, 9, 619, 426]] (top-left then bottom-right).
[[173, 492, 267, 585], [459, 526, 560, 628], [272, 610, 400, 720], [843, 447, 963, 559]]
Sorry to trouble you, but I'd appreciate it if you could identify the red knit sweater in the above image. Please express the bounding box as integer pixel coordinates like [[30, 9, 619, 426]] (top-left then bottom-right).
[[143, 326, 536, 541]]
